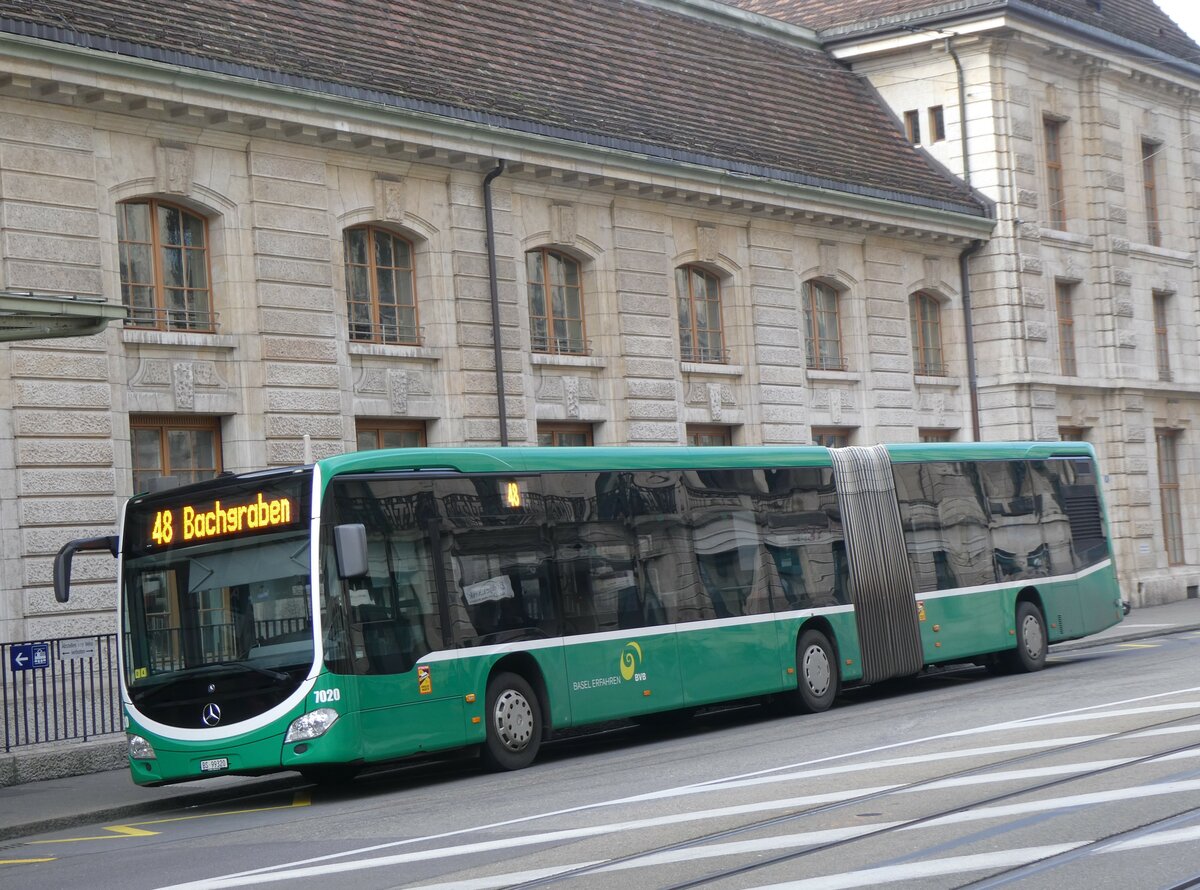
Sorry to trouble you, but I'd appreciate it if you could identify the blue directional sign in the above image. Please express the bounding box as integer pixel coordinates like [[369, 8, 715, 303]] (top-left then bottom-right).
[[9, 642, 50, 672]]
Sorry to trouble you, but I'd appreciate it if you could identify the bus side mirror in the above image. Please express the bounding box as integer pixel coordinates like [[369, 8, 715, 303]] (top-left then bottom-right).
[[333, 524, 369, 579], [53, 535, 119, 603]]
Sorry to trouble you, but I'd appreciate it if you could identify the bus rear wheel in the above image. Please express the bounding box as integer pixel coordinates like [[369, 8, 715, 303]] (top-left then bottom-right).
[[1004, 602, 1048, 673], [788, 628, 839, 714], [481, 671, 542, 771]]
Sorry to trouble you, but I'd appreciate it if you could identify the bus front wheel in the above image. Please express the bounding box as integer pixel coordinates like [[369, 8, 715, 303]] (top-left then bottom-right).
[[791, 629, 839, 714], [481, 671, 543, 771], [1004, 602, 1048, 673]]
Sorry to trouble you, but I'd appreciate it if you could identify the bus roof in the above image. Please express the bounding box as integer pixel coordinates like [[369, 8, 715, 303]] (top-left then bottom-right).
[[314, 440, 1098, 478]]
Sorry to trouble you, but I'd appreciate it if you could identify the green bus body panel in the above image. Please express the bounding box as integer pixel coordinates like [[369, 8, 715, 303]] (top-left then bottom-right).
[[126, 705, 306, 786]]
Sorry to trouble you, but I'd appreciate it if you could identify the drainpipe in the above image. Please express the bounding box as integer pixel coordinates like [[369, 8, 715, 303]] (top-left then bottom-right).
[[947, 37, 983, 441], [483, 159, 508, 446], [960, 239, 985, 441], [946, 37, 972, 188]]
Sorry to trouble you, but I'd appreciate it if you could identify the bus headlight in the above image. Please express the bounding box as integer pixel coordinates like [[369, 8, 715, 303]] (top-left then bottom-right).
[[285, 708, 339, 743], [128, 734, 156, 761]]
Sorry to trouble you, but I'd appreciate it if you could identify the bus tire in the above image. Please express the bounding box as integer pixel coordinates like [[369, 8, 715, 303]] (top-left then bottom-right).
[[481, 671, 542, 771], [792, 628, 839, 714], [1004, 601, 1048, 673]]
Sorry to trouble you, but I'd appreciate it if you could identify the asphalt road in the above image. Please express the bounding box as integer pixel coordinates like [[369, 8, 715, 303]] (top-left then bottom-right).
[[6, 629, 1200, 890]]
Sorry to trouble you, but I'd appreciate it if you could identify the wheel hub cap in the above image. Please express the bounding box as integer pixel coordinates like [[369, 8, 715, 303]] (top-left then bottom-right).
[[493, 689, 533, 752], [803, 645, 831, 696]]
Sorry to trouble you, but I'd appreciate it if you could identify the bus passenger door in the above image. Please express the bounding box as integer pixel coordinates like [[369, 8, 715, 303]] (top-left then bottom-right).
[[543, 472, 686, 724], [320, 514, 467, 763], [637, 469, 783, 708]]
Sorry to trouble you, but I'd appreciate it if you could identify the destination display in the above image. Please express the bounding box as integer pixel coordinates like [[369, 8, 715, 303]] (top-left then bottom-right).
[[125, 472, 311, 556], [150, 492, 295, 545]]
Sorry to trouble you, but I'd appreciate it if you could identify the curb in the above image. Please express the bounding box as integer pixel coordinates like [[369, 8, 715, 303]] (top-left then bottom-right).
[[0, 739, 126, 788], [1049, 622, 1200, 653]]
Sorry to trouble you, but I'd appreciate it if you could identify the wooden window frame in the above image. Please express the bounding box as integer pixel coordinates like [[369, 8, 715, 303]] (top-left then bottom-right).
[[677, 264, 728, 364], [918, 429, 954, 443], [526, 248, 588, 355], [1044, 118, 1067, 229], [344, 225, 421, 346], [1154, 292, 1171, 382], [910, 291, 945, 376], [811, 427, 852, 448], [1142, 139, 1162, 247], [118, 199, 215, 332], [1156, 429, 1184, 565], [129, 414, 222, 493], [1056, 282, 1077, 376], [356, 419, 428, 451], [928, 105, 946, 143], [803, 280, 845, 371], [537, 423, 594, 447], [686, 424, 733, 447], [904, 109, 920, 144]]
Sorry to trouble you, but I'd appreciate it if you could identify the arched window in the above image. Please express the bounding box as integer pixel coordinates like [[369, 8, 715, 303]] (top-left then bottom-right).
[[344, 226, 420, 345], [677, 264, 726, 363], [910, 291, 945, 376], [526, 248, 586, 355], [118, 199, 213, 332], [802, 280, 844, 371]]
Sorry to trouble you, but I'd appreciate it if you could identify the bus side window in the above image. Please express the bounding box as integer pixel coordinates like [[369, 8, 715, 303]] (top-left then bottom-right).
[[762, 467, 846, 609], [893, 461, 992, 592]]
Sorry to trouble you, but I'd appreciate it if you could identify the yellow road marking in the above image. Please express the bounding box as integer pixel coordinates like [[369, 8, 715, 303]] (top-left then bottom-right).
[[0, 858, 56, 865], [1117, 642, 1160, 649], [28, 791, 310, 845]]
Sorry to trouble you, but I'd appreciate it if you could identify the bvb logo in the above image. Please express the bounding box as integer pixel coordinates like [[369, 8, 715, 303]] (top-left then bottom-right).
[[619, 641, 643, 681]]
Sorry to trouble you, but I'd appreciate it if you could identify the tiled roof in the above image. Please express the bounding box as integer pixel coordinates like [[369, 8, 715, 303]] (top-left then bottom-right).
[[0, 0, 985, 215], [726, 0, 1200, 64]]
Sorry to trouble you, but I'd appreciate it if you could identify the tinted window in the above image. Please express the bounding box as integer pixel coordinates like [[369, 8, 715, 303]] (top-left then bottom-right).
[[761, 467, 849, 608], [893, 461, 993, 592], [1045, 457, 1109, 569], [323, 478, 445, 674], [542, 472, 659, 634]]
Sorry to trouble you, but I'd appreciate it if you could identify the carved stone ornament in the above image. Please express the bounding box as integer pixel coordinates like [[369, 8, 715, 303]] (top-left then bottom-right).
[[376, 177, 407, 223], [172, 362, 195, 410], [156, 144, 193, 195]]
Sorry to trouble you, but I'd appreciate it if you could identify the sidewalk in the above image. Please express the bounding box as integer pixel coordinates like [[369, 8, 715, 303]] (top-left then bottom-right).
[[2, 597, 1199, 841]]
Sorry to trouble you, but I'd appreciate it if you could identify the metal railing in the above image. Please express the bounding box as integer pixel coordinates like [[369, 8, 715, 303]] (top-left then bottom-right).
[[532, 334, 591, 356], [681, 344, 730, 364], [124, 305, 219, 333], [349, 321, 424, 346], [2, 634, 122, 752]]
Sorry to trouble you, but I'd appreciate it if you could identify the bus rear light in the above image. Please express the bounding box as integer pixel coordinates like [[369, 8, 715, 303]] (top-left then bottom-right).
[[285, 708, 339, 743], [128, 734, 156, 761]]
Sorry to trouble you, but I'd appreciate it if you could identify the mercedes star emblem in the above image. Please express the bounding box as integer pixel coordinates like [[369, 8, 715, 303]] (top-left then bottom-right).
[[202, 702, 222, 726]]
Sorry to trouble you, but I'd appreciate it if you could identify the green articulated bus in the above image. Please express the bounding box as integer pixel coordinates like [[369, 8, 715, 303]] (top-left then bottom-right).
[[54, 442, 1124, 786]]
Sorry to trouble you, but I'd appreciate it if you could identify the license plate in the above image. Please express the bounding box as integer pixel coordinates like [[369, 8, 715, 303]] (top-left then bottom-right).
[[200, 758, 229, 772]]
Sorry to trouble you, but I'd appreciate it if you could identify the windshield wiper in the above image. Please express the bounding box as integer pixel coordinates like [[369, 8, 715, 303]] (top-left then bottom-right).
[[132, 661, 293, 701], [204, 660, 293, 682]]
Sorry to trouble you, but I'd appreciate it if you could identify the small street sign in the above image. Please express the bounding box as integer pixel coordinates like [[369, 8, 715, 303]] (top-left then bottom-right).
[[59, 637, 98, 661], [10, 642, 51, 671]]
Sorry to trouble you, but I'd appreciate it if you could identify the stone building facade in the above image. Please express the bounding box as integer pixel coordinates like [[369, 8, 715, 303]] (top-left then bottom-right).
[[729, 0, 1200, 606], [4, 0, 1101, 643]]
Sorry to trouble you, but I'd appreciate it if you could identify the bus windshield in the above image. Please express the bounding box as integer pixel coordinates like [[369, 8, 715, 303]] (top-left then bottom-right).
[[120, 471, 314, 726]]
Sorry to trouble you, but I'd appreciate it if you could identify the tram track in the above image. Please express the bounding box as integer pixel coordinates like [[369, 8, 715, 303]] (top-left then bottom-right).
[[505, 707, 1200, 889], [956, 803, 1200, 888]]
